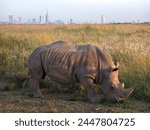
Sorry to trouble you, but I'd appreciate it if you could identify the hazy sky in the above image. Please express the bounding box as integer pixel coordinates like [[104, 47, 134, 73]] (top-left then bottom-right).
[[0, 0, 149, 23]]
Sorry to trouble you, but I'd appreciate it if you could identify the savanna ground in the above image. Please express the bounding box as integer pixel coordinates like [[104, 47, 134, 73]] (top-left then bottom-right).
[[0, 24, 150, 112]]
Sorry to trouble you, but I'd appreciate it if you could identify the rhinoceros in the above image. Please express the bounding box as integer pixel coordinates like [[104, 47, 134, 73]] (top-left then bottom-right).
[[28, 41, 134, 103]]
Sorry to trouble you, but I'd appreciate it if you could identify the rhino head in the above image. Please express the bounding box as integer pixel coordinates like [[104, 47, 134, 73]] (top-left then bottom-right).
[[102, 62, 134, 102]]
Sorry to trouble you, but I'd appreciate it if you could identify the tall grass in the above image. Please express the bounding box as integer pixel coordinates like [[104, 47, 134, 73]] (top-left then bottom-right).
[[0, 24, 150, 101]]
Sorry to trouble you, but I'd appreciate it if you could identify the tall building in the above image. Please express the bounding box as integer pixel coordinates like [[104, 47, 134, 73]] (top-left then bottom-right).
[[45, 10, 49, 23], [70, 18, 73, 24], [18, 17, 22, 24], [39, 15, 42, 24], [9, 15, 13, 24], [101, 14, 104, 24], [27, 19, 31, 24], [32, 18, 37, 24]]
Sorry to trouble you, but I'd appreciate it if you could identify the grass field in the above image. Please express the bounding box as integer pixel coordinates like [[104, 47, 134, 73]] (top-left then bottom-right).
[[0, 24, 150, 112]]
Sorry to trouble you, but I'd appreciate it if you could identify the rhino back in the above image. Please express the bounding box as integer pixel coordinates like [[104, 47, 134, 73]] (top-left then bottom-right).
[[40, 41, 99, 83]]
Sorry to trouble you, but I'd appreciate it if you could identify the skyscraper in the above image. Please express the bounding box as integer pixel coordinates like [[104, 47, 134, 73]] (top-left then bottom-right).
[[27, 19, 31, 24], [39, 15, 42, 24], [101, 14, 104, 24], [45, 10, 49, 23], [70, 18, 73, 24], [32, 18, 37, 24], [18, 17, 22, 24], [9, 15, 13, 24]]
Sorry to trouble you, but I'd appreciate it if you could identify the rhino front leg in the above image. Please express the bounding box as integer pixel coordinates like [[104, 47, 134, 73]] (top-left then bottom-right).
[[80, 78, 101, 103], [29, 77, 44, 98]]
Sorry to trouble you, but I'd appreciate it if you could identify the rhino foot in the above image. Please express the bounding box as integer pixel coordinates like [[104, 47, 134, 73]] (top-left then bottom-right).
[[34, 94, 44, 98], [89, 97, 101, 104]]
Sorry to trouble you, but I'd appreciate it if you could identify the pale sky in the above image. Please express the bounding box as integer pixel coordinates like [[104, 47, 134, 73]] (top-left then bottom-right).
[[0, 0, 149, 23]]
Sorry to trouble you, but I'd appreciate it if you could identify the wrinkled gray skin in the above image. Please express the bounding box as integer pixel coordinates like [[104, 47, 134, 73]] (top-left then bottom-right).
[[28, 41, 134, 103]]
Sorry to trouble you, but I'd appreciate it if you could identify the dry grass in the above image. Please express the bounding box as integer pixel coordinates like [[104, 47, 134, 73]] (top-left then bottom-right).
[[0, 24, 150, 112]]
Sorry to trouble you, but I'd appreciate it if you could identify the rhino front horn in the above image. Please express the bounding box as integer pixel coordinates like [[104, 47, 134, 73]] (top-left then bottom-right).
[[115, 87, 134, 102], [123, 87, 134, 99]]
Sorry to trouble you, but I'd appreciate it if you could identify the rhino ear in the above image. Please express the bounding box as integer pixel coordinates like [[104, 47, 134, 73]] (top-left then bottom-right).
[[110, 61, 119, 72], [114, 61, 120, 68]]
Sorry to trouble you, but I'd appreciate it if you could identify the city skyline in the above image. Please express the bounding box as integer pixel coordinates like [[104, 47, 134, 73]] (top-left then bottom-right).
[[5, 11, 148, 24], [0, 0, 150, 23], [7, 11, 74, 24]]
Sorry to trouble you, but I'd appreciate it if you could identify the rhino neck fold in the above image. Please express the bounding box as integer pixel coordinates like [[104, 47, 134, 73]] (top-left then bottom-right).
[[95, 54, 103, 85]]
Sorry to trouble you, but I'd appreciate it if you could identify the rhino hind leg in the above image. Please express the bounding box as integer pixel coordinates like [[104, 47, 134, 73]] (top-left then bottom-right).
[[28, 64, 45, 98], [29, 77, 44, 98], [80, 78, 101, 103]]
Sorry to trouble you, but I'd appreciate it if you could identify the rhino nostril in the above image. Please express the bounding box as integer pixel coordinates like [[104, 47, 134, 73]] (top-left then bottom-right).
[[119, 95, 124, 98]]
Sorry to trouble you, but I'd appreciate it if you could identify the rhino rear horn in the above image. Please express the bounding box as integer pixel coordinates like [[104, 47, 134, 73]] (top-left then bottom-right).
[[121, 83, 125, 88]]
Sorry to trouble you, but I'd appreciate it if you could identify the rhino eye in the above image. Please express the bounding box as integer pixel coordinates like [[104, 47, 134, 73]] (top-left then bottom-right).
[[111, 85, 115, 90], [112, 68, 118, 72]]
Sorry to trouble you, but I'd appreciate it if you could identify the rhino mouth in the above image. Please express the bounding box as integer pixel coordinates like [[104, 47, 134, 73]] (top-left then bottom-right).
[[113, 96, 125, 103]]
